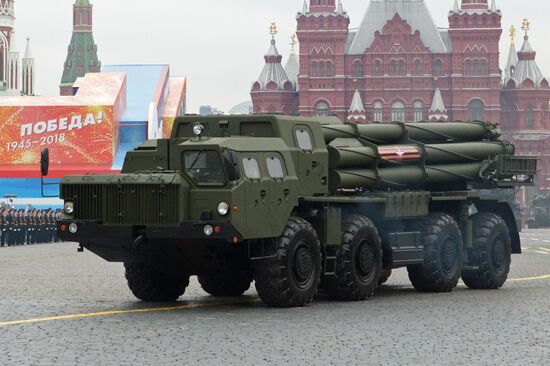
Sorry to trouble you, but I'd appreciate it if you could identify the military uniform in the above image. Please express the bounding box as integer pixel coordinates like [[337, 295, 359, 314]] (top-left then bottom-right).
[[0, 208, 6, 247]]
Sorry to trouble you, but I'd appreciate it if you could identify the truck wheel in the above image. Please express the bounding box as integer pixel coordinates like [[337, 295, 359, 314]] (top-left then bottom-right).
[[124, 262, 190, 302], [462, 213, 512, 289], [379, 268, 392, 285], [254, 217, 321, 307], [407, 213, 464, 293], [323, 215, 382, 301], [198, 268, 252, 297]]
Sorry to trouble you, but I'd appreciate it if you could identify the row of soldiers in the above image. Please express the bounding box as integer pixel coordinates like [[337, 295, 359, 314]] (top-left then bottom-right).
[[0, 207, 62, 247]]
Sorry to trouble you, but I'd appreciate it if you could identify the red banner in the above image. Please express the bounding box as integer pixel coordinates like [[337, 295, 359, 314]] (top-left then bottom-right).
[[0, 105, 115, 166]]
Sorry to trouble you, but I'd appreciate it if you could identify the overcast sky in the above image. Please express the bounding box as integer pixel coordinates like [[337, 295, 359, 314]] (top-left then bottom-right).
[[14, 0, 550, 113]]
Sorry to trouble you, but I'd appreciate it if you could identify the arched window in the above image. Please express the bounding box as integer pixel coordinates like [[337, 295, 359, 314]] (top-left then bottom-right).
[[433, 60, 443, 77], [311, 61, 318, 77], [373, 101, 383, 122], [526, 107, 534, 129], [480, 59, 488, 75], [374, 60, 382, 76], [469, 99, 485, 121], [326, 61, 334, 77], [473, 59, 480, 76], [319, 18, 325, 30], [315, 101, 330, 117], [413, 101, 424, 122], [353, 61, 362, 77], [465, 60, 472, 76], [319, 61, 326, 77], [399, 60, 406, 75], [392, 101, 405, 122], [0, 34, 7, 82], [390, 59, 398, 76], [414, 59, 423, 75]]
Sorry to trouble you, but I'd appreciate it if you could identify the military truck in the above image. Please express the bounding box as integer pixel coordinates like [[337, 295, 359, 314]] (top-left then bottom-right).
[[527, 193, 550, 228], [52, 115, 537, 307]]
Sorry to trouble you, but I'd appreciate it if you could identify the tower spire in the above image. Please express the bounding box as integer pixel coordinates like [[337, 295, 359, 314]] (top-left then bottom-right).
[[429, 89, 448, 122], [22, 37, 35, 96], [348, 87, 366, 123], [504, 26, 518, 84], [60, 0, 101, 95]]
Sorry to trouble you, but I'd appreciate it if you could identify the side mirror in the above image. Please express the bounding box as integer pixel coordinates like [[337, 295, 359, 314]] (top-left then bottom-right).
[[40, 148, 49, 177]]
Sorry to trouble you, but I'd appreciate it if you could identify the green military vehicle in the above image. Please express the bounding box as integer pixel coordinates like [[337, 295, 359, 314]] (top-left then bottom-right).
[[52, 115, 537, 307], [528, 193, 550, 228]]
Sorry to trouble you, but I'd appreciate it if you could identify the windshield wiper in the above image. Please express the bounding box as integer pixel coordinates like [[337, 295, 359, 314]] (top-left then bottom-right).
[[188, 150, 205, 171]]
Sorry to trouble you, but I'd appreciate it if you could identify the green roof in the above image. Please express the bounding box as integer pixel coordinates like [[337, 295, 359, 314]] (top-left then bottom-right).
[[74, 0, 91, 5], [60, 31, 101, 85]]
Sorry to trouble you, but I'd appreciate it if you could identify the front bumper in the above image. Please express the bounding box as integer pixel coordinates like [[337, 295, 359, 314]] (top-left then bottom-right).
[[57, 220, 242, 244]]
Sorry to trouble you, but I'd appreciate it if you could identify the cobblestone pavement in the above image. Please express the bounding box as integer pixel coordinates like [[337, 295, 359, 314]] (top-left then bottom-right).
[[0, 230, 549, 365]]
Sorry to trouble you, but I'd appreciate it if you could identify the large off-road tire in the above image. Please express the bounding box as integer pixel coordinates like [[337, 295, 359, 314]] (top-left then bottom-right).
[[323, 215, 382, 301], [198, 266, 253, 297], [407, 213, 464, 293], [254, 217, 322, 307], [379, 268, 392, 285], [462, 213, 512, 290], [124, 262, 190, 302]]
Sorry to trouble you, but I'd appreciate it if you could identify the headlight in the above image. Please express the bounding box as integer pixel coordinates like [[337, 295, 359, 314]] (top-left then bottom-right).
[[64, 201, 74, 214], [193, 123, 205, 136], [217, 202, 229, 216], [68, 223, 78, 234], [203, 225, 213, 236]]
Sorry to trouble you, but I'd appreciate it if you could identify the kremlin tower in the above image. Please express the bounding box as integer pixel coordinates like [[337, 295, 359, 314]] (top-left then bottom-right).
[[0, 0, 35, 96], [60, 0, 101, 96]]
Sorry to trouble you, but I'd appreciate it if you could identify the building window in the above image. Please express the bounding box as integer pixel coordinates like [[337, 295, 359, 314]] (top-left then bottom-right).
[[473, 59, 480, 76], [390, 59, 398, 76], [311, 61, 318, 77], [353, 61, 362, 77], [399, 60, 406, 75], [392, 101, 405, 122], [374, 60, 382, 76], [326, 61, 334, 77], [480, 59, 488, 75], [526, 107, 534, 129], [319, 62, 326, 77], [433, 60, 443, 77], [465, 60, 472, 76], [315, 101, 330, 117], [319, 18, 325, 30], [413, 101, 423, 122], [373, 101, 383, 122], [414, 59, 423, 75], [469, 99, 485, 121]]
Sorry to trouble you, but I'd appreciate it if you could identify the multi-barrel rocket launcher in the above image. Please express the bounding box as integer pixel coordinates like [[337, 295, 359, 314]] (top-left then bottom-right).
[[321, 121, 536, 192], [54, 114, 539, 309]]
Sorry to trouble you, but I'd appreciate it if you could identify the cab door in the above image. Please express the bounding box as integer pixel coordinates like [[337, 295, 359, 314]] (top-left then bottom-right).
[[265, 153, 291, 234], [242, 155, 270, 238], [294, 125, 324, 196]]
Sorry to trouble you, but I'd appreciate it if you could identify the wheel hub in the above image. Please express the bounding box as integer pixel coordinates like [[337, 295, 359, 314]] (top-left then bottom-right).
[[293, 242, 314, 288], [492, 235, 507, 274], [441, 236, 458, 276], [357, 240, 376, 280]]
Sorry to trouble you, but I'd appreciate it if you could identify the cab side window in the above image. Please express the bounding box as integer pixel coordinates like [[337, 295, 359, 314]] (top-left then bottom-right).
[[266, 156, 285, 179], [242, 157, 261, 180], [295, 128, 313, 151]]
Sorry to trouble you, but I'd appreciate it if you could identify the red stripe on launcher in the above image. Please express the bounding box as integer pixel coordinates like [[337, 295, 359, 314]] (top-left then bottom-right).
[[379, 146, 422, 162]]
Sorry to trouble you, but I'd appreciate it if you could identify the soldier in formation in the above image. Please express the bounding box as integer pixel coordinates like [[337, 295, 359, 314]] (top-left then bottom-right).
[[0, 207, 60, 247]]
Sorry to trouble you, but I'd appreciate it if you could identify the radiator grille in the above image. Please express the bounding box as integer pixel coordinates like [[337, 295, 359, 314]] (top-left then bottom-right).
[[61, 184, 179, 225]]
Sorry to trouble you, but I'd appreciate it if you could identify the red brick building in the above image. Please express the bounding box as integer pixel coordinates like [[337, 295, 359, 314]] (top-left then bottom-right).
[[251, 0, 550, 197]]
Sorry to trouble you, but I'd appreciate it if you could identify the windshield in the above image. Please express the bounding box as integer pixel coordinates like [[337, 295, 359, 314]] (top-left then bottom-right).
[[183, 150, 226, 187]]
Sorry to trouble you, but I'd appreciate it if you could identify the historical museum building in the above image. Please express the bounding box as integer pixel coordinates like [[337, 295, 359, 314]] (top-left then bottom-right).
[[251, 0, 550, 195], [60, 0, 101, 96], [0, 0, 36, 96]]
